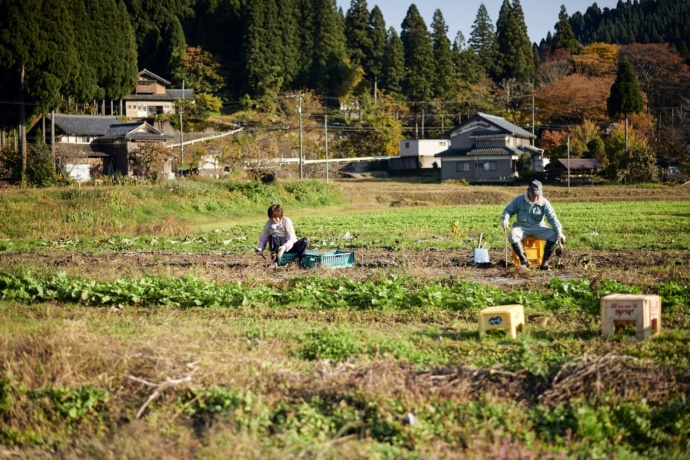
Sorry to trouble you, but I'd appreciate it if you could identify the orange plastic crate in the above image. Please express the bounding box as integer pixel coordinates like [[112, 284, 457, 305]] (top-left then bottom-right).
[[512, 237, 544, 267]]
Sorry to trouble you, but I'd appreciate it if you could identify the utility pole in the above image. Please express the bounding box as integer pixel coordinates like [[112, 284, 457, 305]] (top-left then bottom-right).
[[298, 94, 303, 179], [531, 94, 535, 145], [567, 136, 571, 194], [325, 114, 329, 184], [180, 80, 185, 174]]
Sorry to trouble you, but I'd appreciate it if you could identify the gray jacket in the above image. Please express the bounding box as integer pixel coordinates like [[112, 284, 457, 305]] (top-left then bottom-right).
[[501, 193, 562, 234]]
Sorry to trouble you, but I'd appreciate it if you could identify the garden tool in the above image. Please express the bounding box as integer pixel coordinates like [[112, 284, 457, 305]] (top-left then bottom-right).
[[504, 228, 508, 268]]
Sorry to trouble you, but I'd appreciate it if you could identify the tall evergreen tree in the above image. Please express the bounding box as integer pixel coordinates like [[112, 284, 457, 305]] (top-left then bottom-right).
[[453, 33, 486, 85], [511, 0, 535, 78], [244, 0, 285, 94], [366, 6, 387, 96], [0, 0, 78, 182], [344, 0, 371, 67], [310, 0, 348, 95], [88, 0, 138, 101], [607, 56, 644, 149], [185, 0, 245, 98], [123, 0, 194, 77], [468, 4, 497, 76], [295, 0, 316, 89], [494, 0, 534, 83], [552, 5, 579, 54], [67, 0, 99, 104], [430, 9, 456, 100], [381, 27, 405, 96], [278, 0, 300, 90], [400, 4, 436, 104]]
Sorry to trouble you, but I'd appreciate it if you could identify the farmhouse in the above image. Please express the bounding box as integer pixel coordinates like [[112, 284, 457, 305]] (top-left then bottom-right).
[[36, 114, 173, 181], [122, 69, 195, 119], [435, 112, 542, 182]]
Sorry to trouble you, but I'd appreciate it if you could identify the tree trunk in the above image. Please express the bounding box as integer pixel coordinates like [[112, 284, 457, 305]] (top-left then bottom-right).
[[624, 116, 628, 150], [373, 77, 377, 105], [20, 63, 27, 186]]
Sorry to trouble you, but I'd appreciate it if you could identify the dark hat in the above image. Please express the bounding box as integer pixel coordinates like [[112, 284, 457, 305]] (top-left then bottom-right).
[[528, 180, 543, 196]]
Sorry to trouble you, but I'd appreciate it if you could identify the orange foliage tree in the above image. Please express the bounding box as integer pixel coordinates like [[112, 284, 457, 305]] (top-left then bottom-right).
[[536, 73, 614, 125], [621, 44, 690, 111], [571, 43, 619, 76]]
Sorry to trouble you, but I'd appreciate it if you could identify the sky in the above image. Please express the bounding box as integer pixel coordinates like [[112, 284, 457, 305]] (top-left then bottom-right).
[[336, 0, 621, 45]]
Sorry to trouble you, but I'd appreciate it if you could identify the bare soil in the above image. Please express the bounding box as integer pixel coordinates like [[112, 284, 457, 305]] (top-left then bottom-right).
[[1, 246, 687, 288]]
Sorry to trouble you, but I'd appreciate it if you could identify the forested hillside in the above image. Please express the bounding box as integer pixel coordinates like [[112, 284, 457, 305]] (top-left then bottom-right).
[[568, 0, 690, 52]]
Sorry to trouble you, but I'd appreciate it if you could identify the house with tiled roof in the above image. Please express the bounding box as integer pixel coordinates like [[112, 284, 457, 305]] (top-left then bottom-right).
[[435, 112, 544, 182], [122, 69, 194, 118], [34, 114, 173, 181]]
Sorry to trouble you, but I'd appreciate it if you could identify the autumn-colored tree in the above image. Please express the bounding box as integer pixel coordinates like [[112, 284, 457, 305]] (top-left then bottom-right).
[[536, 73, 614, 124], [128, 143, 172, 180], [621, 43, 690, 112], [604, 124, 657, 183], [536, 48, 572, 85], [567, 119, 603, 157], [572, 43, 619, 76], [540, 129, 568, 158], [655, 109, 690, 180], [340, 92, 405, 157], [171, 46, 226, 96]]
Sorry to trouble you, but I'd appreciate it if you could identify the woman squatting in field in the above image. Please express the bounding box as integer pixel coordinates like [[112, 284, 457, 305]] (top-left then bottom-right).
[[255, 204, 309, 269]]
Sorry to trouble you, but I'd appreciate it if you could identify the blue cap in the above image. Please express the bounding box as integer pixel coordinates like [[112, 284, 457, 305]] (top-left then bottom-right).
[[528, 180, 543, 196]]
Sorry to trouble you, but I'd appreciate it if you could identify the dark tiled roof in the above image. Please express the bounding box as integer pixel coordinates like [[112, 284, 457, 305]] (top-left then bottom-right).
[[435, 148, 471, 157], [139, 69, 171, 85], [467, 147, 520, 156], [435, 147, 520, 158], [519, 145, 544, 154], [448, 112, 534, 139], [554, 159, 603, 170], [96, 122, 172, 142], [476, 112, 534, 138], [48, 114, 120, 136], [469, 130, 506, 139], [127, 132, 173, 141]]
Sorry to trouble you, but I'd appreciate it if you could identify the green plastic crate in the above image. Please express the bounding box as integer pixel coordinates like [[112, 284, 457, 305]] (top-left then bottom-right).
[[312, 250, 356, 269], [277, 250, 319, 267]]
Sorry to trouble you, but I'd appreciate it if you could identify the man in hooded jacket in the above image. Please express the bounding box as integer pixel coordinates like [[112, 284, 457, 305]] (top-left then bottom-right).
[[501, 180, 565, 270]]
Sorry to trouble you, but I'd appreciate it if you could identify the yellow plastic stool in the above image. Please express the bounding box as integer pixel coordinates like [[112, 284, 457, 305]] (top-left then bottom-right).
[[512, 237, 544, 267], [478, 304, 525, 339], [601, 294, 661, 339]]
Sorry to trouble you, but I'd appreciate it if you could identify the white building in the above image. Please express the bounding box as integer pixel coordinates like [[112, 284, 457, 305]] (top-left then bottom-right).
[[390, 139, 450, 170]]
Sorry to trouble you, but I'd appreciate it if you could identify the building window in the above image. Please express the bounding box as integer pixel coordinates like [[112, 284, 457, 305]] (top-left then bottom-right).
[[483, 161, 497, 171], [456, 162, 470, 172], [405, 142, 410, 148]]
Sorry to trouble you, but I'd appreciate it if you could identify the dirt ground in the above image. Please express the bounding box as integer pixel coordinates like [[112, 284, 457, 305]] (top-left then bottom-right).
[[1, 246, 687, 288]]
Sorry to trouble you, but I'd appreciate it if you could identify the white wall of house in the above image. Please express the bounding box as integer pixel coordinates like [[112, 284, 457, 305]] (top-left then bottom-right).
[[400, 139, 450, 158], [62, 135, 96, 144], [124, 101, 176, 118]]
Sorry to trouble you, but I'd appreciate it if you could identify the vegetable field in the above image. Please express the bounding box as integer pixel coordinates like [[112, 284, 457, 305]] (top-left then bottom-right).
[[1, 180, 689, 459]]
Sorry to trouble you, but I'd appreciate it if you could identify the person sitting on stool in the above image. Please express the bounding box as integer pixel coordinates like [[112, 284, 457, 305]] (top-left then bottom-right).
[[501, 180, 565, 270]]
